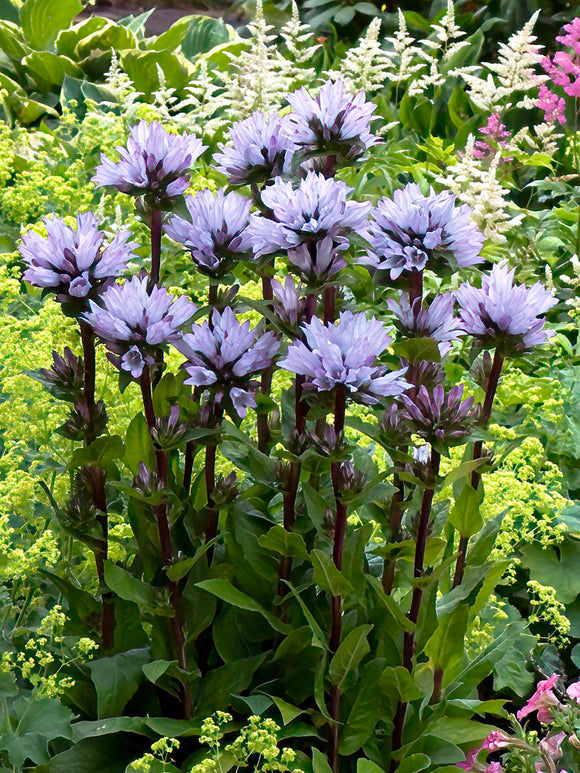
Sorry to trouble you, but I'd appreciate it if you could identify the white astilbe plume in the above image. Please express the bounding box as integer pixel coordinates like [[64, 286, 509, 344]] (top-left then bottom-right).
[[219, 0, 294, 120], [381, 10, 425, 86], [510, 123, 562, 157], [334, 18, 392, 94], [173, 60, 229, 135], [280, 0, 319, 84], [461, 11, 547, 111], [437, 136, 523, 243], [102, 51, 143, 119]]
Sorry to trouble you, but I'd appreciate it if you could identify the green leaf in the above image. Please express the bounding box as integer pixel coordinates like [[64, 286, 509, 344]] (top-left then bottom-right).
[[258, 525, 309, 560], [329, 624, 372, 690], [71, 434, 124, 473], [268, 695, 305, 726], [181, 15, 233, 58], [311, 747, 333, 773], [283, 582, 327, 649], [357, 761, 385, 773], [103, 561, 170, 615], [424, 605, 469, 671], [392, 337, 441, 365], [396, 754, 430, 773], [447, 483, 483, 537], [196, 579, 291, 634], [22, 51, 83, 88], [521, 540, 580, 604], [56, 16, 108, 56], [303, 483, 331, 530], [439, 458, 488, 489], [87, 648, 150, 718], [142, 659, 176, 685], [340, 659, 389, 756], [73, 18, 137, 59], [311, 549, 353, 597], [20, 0, 83, 49], [71, 717, 149, 741], [379, 667, 422, 702], [165, 539, 218, 581], [124, 414, 155, 476], [36, 734, 142, 773], [0, 697, 74, 768], [122, 49, 190, 93], [0, 0, 18, 23]]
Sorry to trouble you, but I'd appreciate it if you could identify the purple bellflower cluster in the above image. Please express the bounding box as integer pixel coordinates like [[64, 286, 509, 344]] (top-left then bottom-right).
[[174, 307, 280, 418], [287, 236, 347, 286], [82, 274, 197, 378], [271, 276, 306, 328], [284, 79, 380, 167], [214, 111, 296, 187], [361, 183, 484, 279], [280, 311, 410, 404], [20, 213, 137, 312], [93, 120, 206, 208], [455, 263, 556, 354], [387, 293, 464, 356], [164, 189, 252, 278], [248, 171, 370, 258]]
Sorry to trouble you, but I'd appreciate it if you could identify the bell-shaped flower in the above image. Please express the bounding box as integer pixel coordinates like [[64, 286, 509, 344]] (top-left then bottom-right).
[[247, 171, 370, 259], [213, 111, 296, 187], [82, 274, 197, 379], [287, 236, 347, 285], [92, 120, 205, 207], [361, 183, 484, 279], [174, 307, 280, 418], [165, 189, 252, 278], [284, 79, 380, 166], [401, 384, 477, 446], [20, 212, 137, 312], [455, 263, 556, 354], [387, 292, 464, 356], [279, 311, 410, 404]]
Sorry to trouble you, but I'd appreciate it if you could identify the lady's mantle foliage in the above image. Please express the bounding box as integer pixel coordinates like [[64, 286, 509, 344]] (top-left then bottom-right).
[[248, 171, 371, 258], [280, 311, 409, 403], [455, 263, 556, 353], [164, 189, 252, 278], [174, 307, 280, 418], [92, 120, 206, 206], [213, 111, 296, 187], [361, 182, 484, 279], [284, 79, 380, 163], [20, 213, 137, 309], [82, 274, 197, 378]]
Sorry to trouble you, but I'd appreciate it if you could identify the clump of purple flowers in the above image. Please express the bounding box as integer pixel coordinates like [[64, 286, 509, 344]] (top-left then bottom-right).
[[174, 307, 280, 418], [287, 237, 347, 286], [164, 189, 252, 278], [20, 213, 137, 311], [279, 311, 409, 404], [213, 111, 296, 187], [82, 274, 197, 378], [284, 79, 379, 167], [455, 263, 556, 354], [361, 183, 484, 279], [387, 293, 463, 356], [93, 121, 206, 207], [248, 171, 370, 259], [401, 384, 477, 446]]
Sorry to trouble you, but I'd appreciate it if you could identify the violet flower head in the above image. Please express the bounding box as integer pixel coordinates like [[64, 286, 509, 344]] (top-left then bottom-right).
[[287, 236, 347, 285], [455, 263, 556, 354], [213, 111, 296, 187], [92, 120, 206, 207], [165, 189, 252, 278], [271, 275, 306, 328], [517, 673, 561, 724], [361, 183, 484, 280], [387, 292, 463, 356], [401, 384, 477, 446], [20, 213, 137, 312], [279, 311, 410, 404], [82, 274, 197, 379], [247, 171, 371, 259], [284, 79, 380, 167], [174, 307, 279, 418]]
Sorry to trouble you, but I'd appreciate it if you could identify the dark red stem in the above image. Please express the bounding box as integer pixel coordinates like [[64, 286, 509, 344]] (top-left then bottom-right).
[[148, 208, 163, 290]]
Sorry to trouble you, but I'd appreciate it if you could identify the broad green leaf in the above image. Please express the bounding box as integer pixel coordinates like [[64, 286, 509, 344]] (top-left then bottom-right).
[[88, 648, 150, 718], [0, 697, 74, 768], [396, 754, 430, 773], [71, 434, 124, 473], [196, 579, 291, 634], [357, 761, 385, 773], [258, 525, 309, 560], [520, 541, 580, 604], [20, 0, 83, 49], [0, 0, 18, 23], [73, 19, 136, 59], [122, 49, 190, 93], [311, 746, 332, 773], [72, 717, 148, 741], [380, 666, 422, 702], [282, 581, 327, 649], [142, 659, 176, 685], [447, 483, 483, 537], [103, 561, 171, 615], [439, 458, 487, 490], [124, 413, 155, 475], [56, 16, 108, 56], [392, 337, 441, 365], [329, 624, 372, 690], [424, 605, 469, 670], [303, 483, 331, 530], [268, 695, 305, 726], [22, 51, 83, 88], [165, 538, 218, 581], [311, 549, 353, 597], [181, 15, 233, 59], [35, 735, 140, 772], [340, 659, 389, 756]]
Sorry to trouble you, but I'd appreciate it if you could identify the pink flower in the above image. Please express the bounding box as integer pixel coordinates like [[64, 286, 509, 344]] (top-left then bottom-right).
[[540, 731, 566, 759], [537, 85, 567, 124], [566, 680, 580, 702], [517, 674, 561, 724], [483, 731, 511, 752], [487, 764, 502, 773], [556, 17, 580, 56], [473, 114, 512, 161], [544, 52, 580, 97]]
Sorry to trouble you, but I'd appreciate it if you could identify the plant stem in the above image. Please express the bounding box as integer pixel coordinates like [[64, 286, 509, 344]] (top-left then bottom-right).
[[204, 405, 224, 564], [328, 386, 347, 773], [451, 348, 504, 588], [80, 321, 96, 417], [392, 448, 440, 761], [381, 464, 405, 595], [148, 208, 163, 291], [324, 286, 335, 324], [139, 367, 190, 715], [408, 270, 423, 305], [208, 281, 218, 329]]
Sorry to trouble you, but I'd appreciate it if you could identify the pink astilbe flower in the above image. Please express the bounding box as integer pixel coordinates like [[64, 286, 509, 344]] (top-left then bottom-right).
[[556, 17, 580, 55], [517, 674, 561, 724], [537, 84, 567, 124], [473, 114, 512, 160], [566, 679, 580, 701]]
